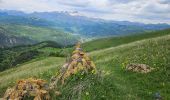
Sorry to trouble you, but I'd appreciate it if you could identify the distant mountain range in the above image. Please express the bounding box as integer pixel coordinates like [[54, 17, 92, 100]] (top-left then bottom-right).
[[0, 10, 170, 47]]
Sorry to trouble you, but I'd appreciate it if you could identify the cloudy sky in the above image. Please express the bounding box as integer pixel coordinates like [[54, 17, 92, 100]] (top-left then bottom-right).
[[0, 0, 170, 24]]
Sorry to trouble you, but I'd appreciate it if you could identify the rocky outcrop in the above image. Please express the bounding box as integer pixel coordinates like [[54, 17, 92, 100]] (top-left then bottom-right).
[[3, 78, 51, 100], [0, 27, 36, 48], [126, 63, 154, 73]]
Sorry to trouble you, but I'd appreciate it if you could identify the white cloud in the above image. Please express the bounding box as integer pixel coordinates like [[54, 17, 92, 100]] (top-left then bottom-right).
[[0, 0, 170, 24]]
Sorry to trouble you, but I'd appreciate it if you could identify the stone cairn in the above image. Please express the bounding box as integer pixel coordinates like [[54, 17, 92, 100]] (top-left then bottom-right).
[[3, 42, 96, 100], [3, 78, 50, 100], [50, 42, 96, 88]]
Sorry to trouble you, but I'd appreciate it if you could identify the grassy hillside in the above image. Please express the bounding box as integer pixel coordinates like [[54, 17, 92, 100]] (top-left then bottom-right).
[[0, 34, 169, 99], [0, 57, 65, 96], [82, 28, 170, 52], [88, 35, 170, 100], [0, 26, 35, 48], [56, 34, 169, 100], [0, 24, 79, 46], [0, 41, 66, 71]]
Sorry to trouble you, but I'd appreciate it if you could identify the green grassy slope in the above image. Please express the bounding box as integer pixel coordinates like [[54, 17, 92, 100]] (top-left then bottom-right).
[[0, 57, 65, 96], [82, 28, 170, 52], [0, 34, 169, 99], [57, 35, 170, 100], [0, 24, 79, 46], [87, 35, 170, 100], [0, 41, 65, 72]]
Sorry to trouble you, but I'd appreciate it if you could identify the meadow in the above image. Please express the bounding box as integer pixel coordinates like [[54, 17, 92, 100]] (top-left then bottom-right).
[[82, 28, 170, 52], [54, 35, 170, 100], [0, 31, 169, 99], [0, 57, 64, 96]]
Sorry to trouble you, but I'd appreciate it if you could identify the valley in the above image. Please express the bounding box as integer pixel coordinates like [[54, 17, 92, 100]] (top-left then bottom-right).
[[0, 10, 170, 48]]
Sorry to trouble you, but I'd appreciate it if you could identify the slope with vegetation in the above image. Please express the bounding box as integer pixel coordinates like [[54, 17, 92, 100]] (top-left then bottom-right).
[[0, 24, 79, 47], [0, 41, 67, 72], [85, 35, 170, 100], [0, 57, 65, 97], [0, 26, 35, 48], [0, 29, 169, 99], [82, 28, 170, 52]]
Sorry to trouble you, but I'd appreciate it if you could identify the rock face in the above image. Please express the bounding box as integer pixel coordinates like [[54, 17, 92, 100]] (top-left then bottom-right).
[[126, 63, 154, 73], [0, 27, 36, 48]]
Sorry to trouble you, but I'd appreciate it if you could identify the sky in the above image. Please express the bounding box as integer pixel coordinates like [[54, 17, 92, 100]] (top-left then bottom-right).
[[0, 0, 170, 24]]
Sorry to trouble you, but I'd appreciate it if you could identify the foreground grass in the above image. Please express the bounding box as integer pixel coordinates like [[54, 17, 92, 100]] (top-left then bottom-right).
[[90, 35, 169, 99], [56, 35, 170, 100], [0, 57, 65, 96]]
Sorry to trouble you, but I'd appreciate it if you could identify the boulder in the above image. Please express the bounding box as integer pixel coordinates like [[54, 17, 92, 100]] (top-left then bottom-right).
[[126, 63, 154, 73]]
